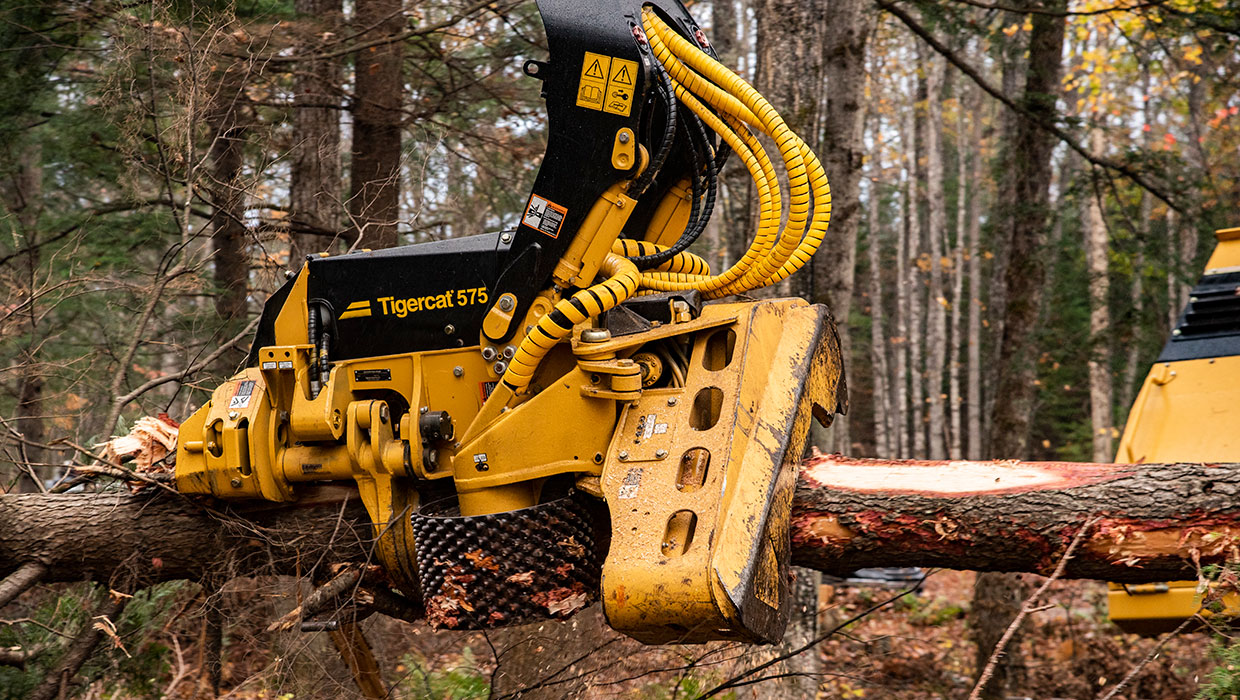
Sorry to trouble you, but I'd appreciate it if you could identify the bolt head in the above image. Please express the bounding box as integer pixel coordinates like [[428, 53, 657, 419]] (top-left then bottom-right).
[[500, 231, 513, 244], [493, 361, 507, 375], [503, 345, 516, 360], [498, 295, 515, 312], [580, 328, 611, 343], [481, 346, 497, 361], [667, 397, 678, 406], [230, 478, 242, 488], [655, 449, 668, 459], [453, 366, 464, 377], [444, 324, 456, 335], [228, 410, 239, 420], [618, 131, 631, 144], [618, 450, 629, 460]]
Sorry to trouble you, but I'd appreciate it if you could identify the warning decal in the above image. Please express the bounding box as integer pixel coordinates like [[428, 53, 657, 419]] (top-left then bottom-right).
[[229, 380, 256, 410], [521, 193, 568, 239], [576, 51, 638, 117], [618, 467, 644, 499]]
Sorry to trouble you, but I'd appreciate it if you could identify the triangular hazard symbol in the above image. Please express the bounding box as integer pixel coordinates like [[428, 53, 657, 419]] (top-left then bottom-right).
[[585, 59, 605, 79], [614, 65, 633, 85]]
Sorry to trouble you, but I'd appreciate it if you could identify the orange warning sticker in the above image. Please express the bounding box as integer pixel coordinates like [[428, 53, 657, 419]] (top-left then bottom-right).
[[522, 193, 568, 239], [576, 52, 638, 117]]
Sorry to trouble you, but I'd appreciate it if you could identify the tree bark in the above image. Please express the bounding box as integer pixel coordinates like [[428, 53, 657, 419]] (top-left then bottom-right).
[[348, 0, 405, 250], [922, 48, 948, 460], [1084, 129, 1113, 463], [893, 128, 910, 459], [812, 0, 867, 454], [865, 117, 892, 458], [714, 0, 754, 271], [975, 5, 1067, 695], [206, 59, 253, 381], [6, 457, 1240, 592], [949, 84, 968, 461], [904, 109, 925, 458], [0, 487, 372, 587], [965, 86, 984, 461], [3, 142, 45, 491], [288, 0, 345, 265]]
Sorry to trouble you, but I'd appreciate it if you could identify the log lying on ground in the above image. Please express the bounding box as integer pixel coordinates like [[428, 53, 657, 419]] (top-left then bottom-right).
[[3, 456, 1239, 589], [792, 455, 1240, 582]]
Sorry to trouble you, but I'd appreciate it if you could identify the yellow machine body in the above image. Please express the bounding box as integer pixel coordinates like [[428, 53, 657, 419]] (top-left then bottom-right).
[[1108, 226, 1240, 634], [175, 0, 842, 643]]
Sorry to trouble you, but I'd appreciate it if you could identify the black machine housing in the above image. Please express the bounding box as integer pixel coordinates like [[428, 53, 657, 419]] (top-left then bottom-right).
[[249, 0, 717, 362]]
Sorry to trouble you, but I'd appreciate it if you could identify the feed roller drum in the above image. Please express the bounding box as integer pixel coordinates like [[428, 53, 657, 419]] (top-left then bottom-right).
[[412, 491, 603, 630]]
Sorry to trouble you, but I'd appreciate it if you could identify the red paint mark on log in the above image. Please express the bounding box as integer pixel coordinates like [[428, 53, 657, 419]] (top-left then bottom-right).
[[799, 454, 1135, 496]]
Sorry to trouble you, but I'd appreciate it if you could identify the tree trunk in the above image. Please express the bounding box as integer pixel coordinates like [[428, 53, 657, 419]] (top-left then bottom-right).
[[866, 118, 892, 458], [975, 4, 1068, 696], [812, 0, 866, 454], [922, 48, 947, 460], [1166, 208, 1180, 331], [949, 85, 969, 461], [288, 0, 345, 265], [982, 28, 1028, 450], [5, 458, 1240, 590], [349, 0, 405, 250], [1084, 129, 1113, 463], [894, 134, 910, 459], [904, 110, 925, 459], [207, 62, 252, 361], [3, 143, 45, 491]]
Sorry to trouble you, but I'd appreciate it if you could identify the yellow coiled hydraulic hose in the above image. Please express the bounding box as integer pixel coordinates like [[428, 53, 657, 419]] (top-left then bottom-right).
[[501, 253, 640, 392], [637, 8, 831, 298]]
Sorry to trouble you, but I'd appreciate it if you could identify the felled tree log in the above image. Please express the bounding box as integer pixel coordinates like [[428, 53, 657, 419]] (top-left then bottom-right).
[[0, 486, 371, 588], [3, 456, 1239, 590], [792, 455, 1240, 583]]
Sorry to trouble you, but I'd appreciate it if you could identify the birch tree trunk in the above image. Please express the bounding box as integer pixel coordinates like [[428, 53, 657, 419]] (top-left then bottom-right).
[[1166, 208, 1180, 331], [904, 110, 925, 459], [894, 157, 911, 459], [349, 0, 405, 250], [1084, 129, 1113, 463], [965, 98, 983, 460], [866, 117, 893, 458], [949, 91, 968, 460], [922, 49, 948, 460], [288, 0, 344, 264]]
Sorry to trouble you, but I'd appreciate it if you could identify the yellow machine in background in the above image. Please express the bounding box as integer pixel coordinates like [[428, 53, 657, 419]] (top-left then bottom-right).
[[1108, 226, 1240, 634]]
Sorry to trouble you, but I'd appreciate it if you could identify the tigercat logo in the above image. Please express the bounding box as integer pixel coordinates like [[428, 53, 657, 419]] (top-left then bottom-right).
[[338, 300, 372, 320], [338, 287, 489, 321]]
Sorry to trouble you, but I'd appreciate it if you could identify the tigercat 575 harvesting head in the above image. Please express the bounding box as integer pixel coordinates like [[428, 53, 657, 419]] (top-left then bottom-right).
[[1108, 226, 1240, 635], [174, 0, 844, 644]]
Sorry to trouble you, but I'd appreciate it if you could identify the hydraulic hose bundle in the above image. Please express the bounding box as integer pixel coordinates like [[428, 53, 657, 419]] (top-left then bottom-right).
[[629, 8, 832, 299], [497, 8, 831, 395]]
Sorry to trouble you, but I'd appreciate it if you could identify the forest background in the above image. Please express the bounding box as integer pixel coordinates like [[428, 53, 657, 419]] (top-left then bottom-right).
[[0, 0, 1237, 697]]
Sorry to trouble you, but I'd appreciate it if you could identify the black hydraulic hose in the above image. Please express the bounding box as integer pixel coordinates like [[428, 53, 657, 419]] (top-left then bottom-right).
[[629, 62, 678, 198], [628, 110, 719, 270]]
